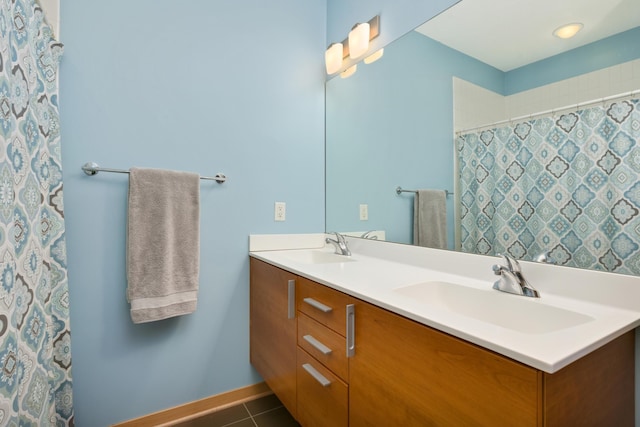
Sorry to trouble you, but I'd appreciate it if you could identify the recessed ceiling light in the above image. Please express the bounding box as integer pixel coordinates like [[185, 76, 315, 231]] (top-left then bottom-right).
[[553, 23, 584, 39]]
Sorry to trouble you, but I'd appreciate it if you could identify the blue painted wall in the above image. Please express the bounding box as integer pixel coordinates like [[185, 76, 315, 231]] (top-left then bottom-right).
[[326, 32, 502, 245], [60, 1, 325, 425]]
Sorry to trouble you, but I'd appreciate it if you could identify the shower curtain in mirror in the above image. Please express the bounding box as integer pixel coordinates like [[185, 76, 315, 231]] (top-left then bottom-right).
[[457, 98, 640, 275], [0, 0, 73, 425]]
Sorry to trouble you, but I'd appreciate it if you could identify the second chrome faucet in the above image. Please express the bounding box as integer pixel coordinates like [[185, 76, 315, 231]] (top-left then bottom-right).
[[492, 254, 539, 298], [326, 232, 351, 256]]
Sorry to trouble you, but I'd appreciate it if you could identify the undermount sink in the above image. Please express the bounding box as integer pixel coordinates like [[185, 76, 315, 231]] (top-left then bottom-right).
[[281, 250, 356, 264], [394, 281, 594, 334]]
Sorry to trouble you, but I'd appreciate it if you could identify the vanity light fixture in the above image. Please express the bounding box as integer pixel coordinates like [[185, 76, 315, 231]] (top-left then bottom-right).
[[348, 22, 370, 59], [340, 64, 357, 79], [553, 23, 583, 39], [324, 15, 380, 75], [364, 48, 384, 64], [325, 42, 344, 74]]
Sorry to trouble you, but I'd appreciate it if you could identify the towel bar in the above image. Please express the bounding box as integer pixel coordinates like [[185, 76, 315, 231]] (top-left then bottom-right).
[[396, 186, 453, 197], [81, 162, 227, 184]]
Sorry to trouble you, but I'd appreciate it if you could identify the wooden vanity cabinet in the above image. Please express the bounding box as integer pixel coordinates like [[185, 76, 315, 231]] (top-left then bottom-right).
[[250, 259, 635, 427], [349, 300, 635, 427], [249, 258, 298, 418]]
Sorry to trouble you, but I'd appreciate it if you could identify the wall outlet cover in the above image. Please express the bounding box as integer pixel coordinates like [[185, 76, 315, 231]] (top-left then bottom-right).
[[275, 202, 286, 221], [359, 204, 368, 221]]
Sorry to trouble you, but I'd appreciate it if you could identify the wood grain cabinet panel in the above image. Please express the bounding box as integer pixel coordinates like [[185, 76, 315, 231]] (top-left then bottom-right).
[[249, 258, 297, 419], [297, 348, 348, 427], [349, 300, 541, 427], [297, 276, 353, 335], [542, 330, 634, 426], [298, 312, 349, 382], [296, 279, 353, 427]]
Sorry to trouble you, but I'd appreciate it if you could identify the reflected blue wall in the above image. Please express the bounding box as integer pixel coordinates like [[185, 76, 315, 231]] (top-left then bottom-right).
[[326, 32, 502, 245]]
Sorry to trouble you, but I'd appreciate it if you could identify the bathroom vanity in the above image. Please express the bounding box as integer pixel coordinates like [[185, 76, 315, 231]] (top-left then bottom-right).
[[249, 235, 639, 426]]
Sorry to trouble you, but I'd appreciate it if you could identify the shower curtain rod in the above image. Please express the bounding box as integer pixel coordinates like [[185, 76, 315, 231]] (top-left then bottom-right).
[[396, 186, 453, 197], [81, 162, 227, 183], [456, 89, 639, 136]]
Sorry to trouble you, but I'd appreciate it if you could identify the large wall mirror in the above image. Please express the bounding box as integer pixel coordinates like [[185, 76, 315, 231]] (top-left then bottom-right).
[[326, 0, 640, 275]]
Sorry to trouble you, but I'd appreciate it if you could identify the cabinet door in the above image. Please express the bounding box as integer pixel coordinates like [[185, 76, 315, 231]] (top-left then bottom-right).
[[250, 258, 297, 419], [349, 301, 541, 427]]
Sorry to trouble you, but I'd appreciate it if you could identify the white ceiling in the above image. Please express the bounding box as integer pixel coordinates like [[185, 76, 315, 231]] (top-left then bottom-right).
[[416, 0, 640, 71]]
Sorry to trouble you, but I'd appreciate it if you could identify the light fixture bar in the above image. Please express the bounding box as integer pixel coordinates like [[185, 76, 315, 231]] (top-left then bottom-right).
[[342, 15, 380, 59]]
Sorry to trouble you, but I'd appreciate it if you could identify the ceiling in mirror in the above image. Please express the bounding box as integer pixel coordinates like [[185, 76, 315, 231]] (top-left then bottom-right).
[[416, 0, 640, 71]]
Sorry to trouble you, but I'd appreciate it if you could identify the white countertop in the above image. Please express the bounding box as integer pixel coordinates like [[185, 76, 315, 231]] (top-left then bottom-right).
[[249, 234, 640, 373]]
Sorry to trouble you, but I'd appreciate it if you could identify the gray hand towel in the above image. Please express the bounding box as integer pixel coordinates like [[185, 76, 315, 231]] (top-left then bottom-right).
[[413, 189, 447, 249], [127, 168, 200, 323]]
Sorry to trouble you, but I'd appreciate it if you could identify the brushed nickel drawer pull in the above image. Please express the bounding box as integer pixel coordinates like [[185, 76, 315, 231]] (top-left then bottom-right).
[[346, 304, 355, 357], [303, 297, 332, 313], [302, 363, 332, 387], [303, 334, 333, 355], [287, 280, 296, 319]]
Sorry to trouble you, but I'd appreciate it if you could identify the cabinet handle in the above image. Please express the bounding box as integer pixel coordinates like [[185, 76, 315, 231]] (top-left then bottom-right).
[[287, 280, 295, 319], [302, 363, 332, 387], [303, 334, 332, 355], [303, 297, 332, 313], [346, 304, 355, 357]]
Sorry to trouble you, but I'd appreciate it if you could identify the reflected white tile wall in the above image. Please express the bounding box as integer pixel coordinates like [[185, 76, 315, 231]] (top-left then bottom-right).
[[507, 59, 640, 119], [39, 0, 59, 39], [454, 59, 640, 134], [453, 77, 505, 133]]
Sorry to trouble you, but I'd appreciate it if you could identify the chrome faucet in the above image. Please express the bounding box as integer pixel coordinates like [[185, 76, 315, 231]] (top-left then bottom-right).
[[326, 232, 351, 256], [492, 254, 539, 298], [534, 251, 555, 264], [360, 230, 378, 240]]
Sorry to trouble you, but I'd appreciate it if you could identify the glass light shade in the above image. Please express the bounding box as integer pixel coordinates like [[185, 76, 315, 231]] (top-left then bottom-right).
[[364, 48, 384, 64], [348, 22, 370, 58], [325, 43, 344, 74], [553, 23, 583, 39], [340, 64, 357, 79]]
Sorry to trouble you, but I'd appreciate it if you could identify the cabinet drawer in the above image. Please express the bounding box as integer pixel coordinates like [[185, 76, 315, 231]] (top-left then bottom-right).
[[297, 348, 348, 427], [297, 277, 352, 335], [298, 312, 348, 382]]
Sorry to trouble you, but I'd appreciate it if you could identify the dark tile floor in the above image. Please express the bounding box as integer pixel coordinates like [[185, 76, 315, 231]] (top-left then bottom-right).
[[174, 394, 300, 427]]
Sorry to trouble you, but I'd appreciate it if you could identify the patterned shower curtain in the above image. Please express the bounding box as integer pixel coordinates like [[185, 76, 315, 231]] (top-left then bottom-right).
[[457, 98, 640, 276], [0, 0, 73, 425]]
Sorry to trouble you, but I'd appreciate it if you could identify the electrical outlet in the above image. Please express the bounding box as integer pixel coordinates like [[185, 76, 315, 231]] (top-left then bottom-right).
[[275, 202, 286, 221], [359, 204, 368, 221]]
